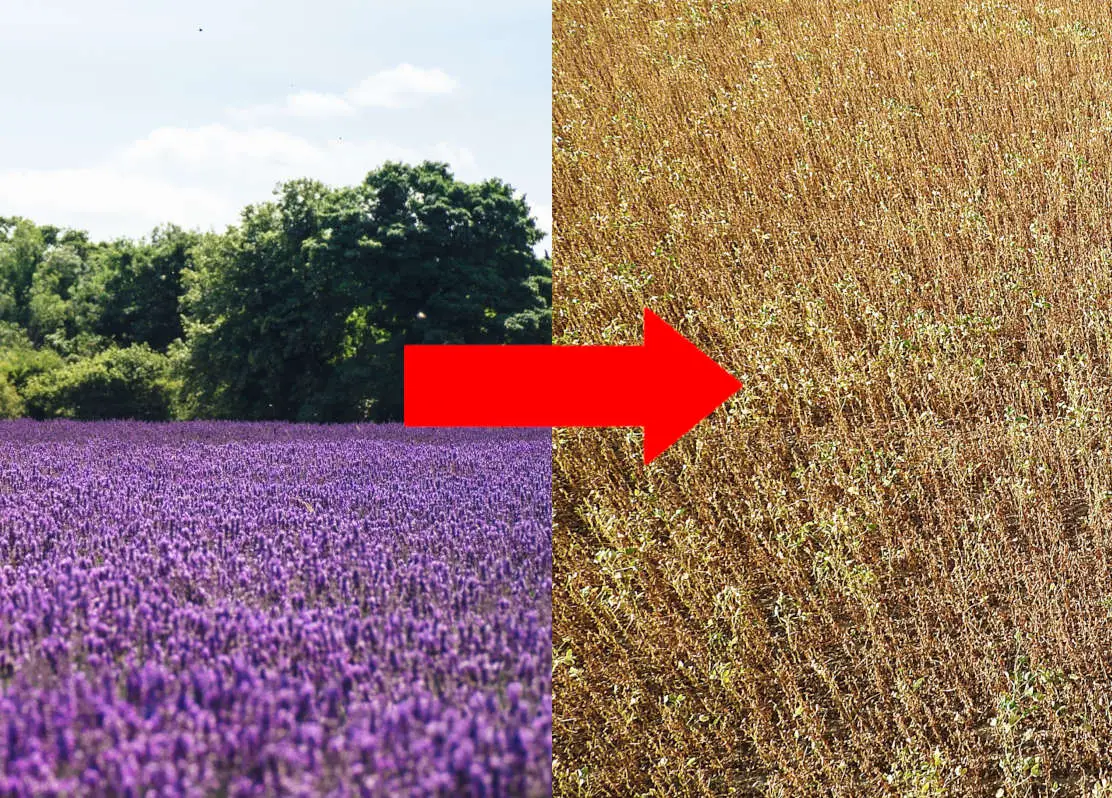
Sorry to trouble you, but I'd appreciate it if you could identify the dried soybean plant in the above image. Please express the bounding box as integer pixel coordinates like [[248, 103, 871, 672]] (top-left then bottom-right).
[[553, 0, 1112, 794]]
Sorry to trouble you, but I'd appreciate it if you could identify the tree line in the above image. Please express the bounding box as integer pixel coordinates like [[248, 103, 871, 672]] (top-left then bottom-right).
[[0, 161, 551, 422]]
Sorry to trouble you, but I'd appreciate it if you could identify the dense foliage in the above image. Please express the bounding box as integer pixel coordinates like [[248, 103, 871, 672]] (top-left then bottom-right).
[[21, 345, 176, 421], [0, 162, 551, 422], [0, 421, 552, 795]]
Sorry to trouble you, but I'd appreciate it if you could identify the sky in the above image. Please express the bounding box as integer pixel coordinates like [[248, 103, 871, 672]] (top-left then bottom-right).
[[0, 0, 551, 251]]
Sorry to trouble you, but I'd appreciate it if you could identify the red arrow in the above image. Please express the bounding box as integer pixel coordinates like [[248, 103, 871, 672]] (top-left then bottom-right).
[[404, 307, 742, 464]]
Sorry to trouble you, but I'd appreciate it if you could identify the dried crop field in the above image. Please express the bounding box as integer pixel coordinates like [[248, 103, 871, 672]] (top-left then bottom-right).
[[553, 1, 1112, 794]]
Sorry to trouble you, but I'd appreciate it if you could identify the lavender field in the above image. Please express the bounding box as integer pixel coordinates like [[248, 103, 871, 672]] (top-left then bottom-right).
[[0, 422, 552, 797]]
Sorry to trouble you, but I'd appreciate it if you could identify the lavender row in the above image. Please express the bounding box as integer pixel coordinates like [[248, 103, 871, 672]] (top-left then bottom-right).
[[0, 421, 552, 797]]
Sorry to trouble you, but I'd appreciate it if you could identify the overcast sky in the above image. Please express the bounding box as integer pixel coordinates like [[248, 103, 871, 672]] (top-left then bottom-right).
[[0, 0, 551, 249]]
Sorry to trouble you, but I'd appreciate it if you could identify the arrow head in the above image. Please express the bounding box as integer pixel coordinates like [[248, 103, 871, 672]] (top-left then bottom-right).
[[641, 308, 743, 464]]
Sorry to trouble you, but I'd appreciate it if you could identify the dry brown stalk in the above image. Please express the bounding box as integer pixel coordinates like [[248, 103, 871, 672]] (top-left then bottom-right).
[[554, 0, 1112, 794]]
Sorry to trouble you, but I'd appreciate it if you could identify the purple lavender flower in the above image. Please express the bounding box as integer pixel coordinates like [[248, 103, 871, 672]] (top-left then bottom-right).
[[0, 421, 552, 796]]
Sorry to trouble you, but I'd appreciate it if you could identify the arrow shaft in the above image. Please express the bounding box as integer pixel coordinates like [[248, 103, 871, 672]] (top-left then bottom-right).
[[404, 344, 647, 427]]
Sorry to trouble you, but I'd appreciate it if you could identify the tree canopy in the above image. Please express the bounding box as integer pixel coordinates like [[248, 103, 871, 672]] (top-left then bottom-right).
[[0, 161, 551, 421]]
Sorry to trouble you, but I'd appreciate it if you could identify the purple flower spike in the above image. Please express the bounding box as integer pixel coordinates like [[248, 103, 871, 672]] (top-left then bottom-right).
[[0, 421, 552, 796]]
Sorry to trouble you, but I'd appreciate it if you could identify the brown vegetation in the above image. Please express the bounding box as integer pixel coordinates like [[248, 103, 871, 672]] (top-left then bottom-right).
[[552, 0, 1112, 794]]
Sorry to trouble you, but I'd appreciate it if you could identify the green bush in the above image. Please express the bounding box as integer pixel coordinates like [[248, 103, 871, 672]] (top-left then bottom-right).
[[0, 323, 63, 417], [0, 375, 22, 419], [23, 344, 175, 420], [0, 323, 64, 390]]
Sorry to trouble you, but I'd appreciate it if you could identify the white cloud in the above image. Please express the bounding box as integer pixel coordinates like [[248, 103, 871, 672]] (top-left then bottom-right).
[[286, 91, 357, 118], [228, 93, 357, 123], [0, 124, 485, 241], [120, 125, 324, 170], [115, 124, 477, 184], [229, 64, 459, 121], [346, 64, 458, 109], [0, 168, 235, 236]]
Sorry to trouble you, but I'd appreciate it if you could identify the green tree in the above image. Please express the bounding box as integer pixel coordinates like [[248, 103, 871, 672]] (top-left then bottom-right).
[[0, 322, 64, 393], [89, 225, 196, 351], [182, 161, 551, 421], [22, 344, 175, 421], [180, 188, 342, 420], [0, 375, 21, 419], [0, 219, 45, 328], [26, 244, 83, 344]]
